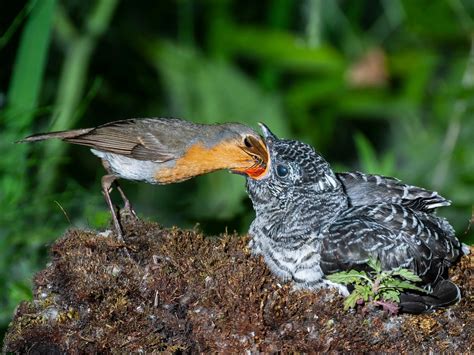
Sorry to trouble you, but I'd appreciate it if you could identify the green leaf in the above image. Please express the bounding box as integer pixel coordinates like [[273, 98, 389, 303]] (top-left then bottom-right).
[[390, 280, 428, 293], [4, 0, 56, 125], [344, 291, 361, 310], [326, 270, 369, 285], [354, 284, 371, 302], [382, 290, 401, 303], [0, 0, 56, 206], [367, 257, 383, 273], [392, 268, 423, 282], [335, 258, 428, 312]]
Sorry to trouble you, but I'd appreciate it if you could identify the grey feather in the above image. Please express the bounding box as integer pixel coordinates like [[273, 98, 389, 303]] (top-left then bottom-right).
[[337, 172, 451, 211]]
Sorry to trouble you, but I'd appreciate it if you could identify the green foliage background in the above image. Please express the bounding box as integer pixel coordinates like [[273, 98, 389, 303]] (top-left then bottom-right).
[[1, 0, 473, 339]]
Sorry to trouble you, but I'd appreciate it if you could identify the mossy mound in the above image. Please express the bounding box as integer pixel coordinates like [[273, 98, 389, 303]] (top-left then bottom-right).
[[3, 217, 473, 352]]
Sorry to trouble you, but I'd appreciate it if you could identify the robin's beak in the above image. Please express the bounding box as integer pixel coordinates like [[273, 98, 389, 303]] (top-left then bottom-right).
[[231, 134, 269, 179], [237, 122, 277, 180]]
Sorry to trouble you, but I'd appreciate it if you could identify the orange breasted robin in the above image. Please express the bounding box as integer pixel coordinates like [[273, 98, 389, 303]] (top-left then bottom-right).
[[19, 117, 269, 240]]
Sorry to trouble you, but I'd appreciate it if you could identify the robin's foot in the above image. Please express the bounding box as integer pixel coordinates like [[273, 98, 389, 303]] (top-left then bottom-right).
[[121, 199, 138, 219], [119, 206, 138, 233], [116, 183, 138, 219]]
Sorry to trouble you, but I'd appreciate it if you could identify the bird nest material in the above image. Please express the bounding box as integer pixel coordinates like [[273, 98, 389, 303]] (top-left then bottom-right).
[[3, 217, 473, 352]]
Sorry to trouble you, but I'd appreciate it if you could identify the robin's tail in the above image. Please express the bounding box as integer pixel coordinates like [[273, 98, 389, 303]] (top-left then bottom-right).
[[17, 128, 94, 143], [399, 279, 461, 314]]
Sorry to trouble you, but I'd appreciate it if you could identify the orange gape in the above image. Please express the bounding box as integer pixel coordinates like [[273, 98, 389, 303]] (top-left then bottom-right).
[[244, 165, 267, 179]]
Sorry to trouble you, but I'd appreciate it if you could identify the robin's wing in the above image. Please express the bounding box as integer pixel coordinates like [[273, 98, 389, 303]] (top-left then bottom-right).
[[336, 172, 450, 212], [320, 203, 460, 285], [65, 118, 197, 162]]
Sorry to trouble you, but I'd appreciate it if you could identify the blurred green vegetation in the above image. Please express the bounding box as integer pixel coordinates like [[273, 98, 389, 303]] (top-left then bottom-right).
[[1, 0, 473, 340]]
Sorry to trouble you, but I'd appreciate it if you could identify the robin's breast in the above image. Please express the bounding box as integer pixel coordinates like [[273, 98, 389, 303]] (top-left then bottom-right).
[[154, 141, 255, 184]]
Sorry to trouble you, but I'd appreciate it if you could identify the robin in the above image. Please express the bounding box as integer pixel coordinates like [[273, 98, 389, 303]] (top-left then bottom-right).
[[19, 117, 268, 240], [246, 123, 465, 313]]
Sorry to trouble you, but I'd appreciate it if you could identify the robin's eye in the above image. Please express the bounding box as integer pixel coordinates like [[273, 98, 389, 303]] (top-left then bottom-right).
[[243, 137, 253, 148], [276, 164, 289, 177]]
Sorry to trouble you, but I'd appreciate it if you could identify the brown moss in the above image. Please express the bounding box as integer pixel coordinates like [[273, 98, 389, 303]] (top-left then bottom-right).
[[3, 218, 473, 352]]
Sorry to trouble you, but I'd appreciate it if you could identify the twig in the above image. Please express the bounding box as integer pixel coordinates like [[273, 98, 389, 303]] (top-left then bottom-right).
[[54, 200, 71, 225]]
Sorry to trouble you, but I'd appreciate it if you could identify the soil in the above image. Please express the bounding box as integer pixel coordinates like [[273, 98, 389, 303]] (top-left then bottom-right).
[[3, 215, 473, 352]]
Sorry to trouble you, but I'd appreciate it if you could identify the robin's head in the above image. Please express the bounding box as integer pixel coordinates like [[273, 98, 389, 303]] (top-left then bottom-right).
[[213, 123, 269, 178], [246, 124, 340, 204]]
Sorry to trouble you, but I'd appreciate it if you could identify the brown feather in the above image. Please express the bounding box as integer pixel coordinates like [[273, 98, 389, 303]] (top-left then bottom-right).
[[17, 128, 94, 143]]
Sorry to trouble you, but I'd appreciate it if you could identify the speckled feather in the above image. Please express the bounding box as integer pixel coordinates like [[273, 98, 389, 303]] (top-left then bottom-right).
[[246, 125, 463, 313]]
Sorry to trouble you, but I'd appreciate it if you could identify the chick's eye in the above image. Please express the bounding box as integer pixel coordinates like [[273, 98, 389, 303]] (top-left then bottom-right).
[[276, 164, 289, 177], [243, 137, 253, 148]]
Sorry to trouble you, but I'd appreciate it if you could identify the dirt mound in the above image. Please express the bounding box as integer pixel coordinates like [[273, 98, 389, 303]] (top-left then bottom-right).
[[3, 217, 473, 352]]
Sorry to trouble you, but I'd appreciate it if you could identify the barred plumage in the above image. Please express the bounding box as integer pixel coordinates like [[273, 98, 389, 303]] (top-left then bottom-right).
[[246, 124, 464, 313]]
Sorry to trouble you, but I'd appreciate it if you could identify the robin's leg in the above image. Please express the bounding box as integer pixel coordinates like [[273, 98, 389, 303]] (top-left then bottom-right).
[[101, 174, 124, 241], [101, 158, 137, 219]]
